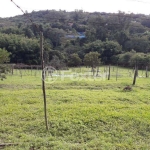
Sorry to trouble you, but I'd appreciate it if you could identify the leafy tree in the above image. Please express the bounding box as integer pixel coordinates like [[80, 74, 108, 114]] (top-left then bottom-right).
[[83, 40, 103, 54], [117, 50, 136, 66], [84, 52, 100, 76], [64, 45, 81, 55], [129, 22, 148, 35], [1, 10, 150, 67], [0, 48, 10, 80], [0, 33, 40, 64], [1, 27, 23, 35], [85, 28, 97, 42], [49, 50, 65, 61], [142, 17, 150, 28], [83, 40, 122, 64], [84, 52, 100, 68], [114, 31, 129, 49], [124, 36, 150, 53], [68, 53, 82, 67], [23, 28, 34, 38], [0, 48, 10, 63], [49, 55, 66, 69], [129, 53, 150, 68], [87, 16, 108, 41], [116, 51, 150, 68], [101, 41, 122, 64], [72, 23, 86, 32], [44, 27, 65, 47]]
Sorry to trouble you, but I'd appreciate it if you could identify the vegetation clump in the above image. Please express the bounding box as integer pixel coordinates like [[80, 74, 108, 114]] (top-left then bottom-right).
[[1, 11, 150, 67], [123, 85, 132, 91]]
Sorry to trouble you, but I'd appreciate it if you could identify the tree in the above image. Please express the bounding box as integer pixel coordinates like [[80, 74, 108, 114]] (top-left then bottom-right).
[[44, 27, 65, 47], [117, 50, 136, 66], [0, 48, 10, 63], [49, 55, 66, 69], [101, 41, 122, 64], [0, 33, 41, 64], [116, 51, 150, 68], [87, 16, 108, 41], [68, 53, 82, 67], [84, 52, 100, 75], [83, 40, 122, 64], [129, 22, 147, 35], [2, 10, 150, 68], [114, 31, 129, 49], [124, 36, 150, 53], [83, 40, 103, 54], [0, 48, 10, 80]]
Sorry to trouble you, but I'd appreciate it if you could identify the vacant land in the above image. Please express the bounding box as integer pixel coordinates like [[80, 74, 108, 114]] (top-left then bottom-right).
[[0, 67, 150, 149]]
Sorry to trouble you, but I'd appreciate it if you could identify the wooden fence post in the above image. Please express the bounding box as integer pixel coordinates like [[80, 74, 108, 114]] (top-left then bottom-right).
[[108, 64, 111, 80], [133, 62, 138, 85], [40, 32, 49, 130]]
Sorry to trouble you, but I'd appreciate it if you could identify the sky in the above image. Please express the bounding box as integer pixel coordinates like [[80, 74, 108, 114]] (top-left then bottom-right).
[[0, 0, 150, 18]]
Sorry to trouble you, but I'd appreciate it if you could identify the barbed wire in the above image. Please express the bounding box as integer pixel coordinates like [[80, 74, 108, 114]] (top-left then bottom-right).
[[10, 0, 55, 65], [11, 0, 40, 32]]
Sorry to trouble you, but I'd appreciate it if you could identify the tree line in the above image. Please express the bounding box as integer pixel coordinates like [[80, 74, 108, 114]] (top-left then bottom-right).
[[0, 10, 150, 67]]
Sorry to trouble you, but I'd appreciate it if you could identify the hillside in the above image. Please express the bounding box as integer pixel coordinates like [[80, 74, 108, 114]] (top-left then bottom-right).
[[1, 10, 150, 66]]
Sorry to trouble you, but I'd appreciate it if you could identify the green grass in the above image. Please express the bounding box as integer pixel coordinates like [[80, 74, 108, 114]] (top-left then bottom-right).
[[0, 67, 150, 149]]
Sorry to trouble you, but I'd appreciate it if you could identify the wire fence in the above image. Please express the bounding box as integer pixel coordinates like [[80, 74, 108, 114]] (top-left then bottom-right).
[[6, 64, 150, 81]]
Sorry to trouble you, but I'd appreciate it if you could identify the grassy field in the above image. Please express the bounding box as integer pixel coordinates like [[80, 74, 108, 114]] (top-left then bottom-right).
[[0, 67, 150, 149]]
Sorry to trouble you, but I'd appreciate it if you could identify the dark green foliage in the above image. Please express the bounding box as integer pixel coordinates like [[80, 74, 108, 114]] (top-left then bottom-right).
[[101, 41, 122, 64], [0, 33, 40, 64], [0, 48, 10, 80], [49, 55, 66, 69], [1, 10, 150, 66], [84, 52, 100, 68], [44, 27, 65, 47], [116, 51, 150, 68], [124, 36, 150, 53], [0, 48, 10, 63], [68, 53, 82, 67], [83, 40, 122, 64]]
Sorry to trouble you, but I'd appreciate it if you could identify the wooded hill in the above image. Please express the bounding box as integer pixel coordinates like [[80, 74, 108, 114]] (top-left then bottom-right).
[[1, 10, 150, 67]]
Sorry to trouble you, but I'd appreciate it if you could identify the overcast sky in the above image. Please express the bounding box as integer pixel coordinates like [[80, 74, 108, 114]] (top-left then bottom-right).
[[0, 0, 150, 18]]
